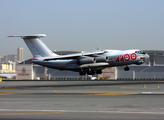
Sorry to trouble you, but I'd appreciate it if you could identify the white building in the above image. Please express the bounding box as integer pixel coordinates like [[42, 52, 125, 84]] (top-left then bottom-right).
[[0, 62, 16, 73]]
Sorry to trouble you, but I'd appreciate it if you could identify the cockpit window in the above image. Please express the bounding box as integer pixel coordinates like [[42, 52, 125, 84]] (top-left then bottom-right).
[[135, 51, 139, 53], [135, 51, 145, 54], [104, 50, 112, 53]]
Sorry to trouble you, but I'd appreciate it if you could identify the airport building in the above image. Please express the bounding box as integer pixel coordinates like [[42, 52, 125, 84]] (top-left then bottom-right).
[[0, 47, 21, 74], [16, 50, 164, 80], [0, 62, 16, 74]]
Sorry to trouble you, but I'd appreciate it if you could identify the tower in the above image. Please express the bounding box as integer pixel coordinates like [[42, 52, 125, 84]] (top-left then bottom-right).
[[17, 47, 23, 62]]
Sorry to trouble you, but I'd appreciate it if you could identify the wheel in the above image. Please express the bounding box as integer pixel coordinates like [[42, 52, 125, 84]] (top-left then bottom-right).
[[87, 71, 95, 75], [96, 70, 102, 74], [79, 71, 86, 75], [124, 66, 130, 71]]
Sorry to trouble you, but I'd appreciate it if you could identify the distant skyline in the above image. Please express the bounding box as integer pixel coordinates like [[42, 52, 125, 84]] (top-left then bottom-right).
[[1, 0, 164, 60], [17, 47, 23, 62]]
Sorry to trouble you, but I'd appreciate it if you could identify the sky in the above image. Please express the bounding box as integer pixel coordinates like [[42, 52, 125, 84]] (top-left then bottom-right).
[[0, 0, 164, 60]]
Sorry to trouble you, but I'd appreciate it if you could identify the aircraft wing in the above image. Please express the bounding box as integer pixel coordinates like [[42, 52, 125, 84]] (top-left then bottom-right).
[[44, 50, 105, 61]]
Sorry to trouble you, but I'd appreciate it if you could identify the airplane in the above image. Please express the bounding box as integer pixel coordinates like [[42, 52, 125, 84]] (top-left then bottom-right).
[[8, 34, 149, 75], [0, 74, 16, 79]]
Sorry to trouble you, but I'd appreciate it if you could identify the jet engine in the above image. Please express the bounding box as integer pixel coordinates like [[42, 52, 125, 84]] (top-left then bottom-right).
[[77, 56, 96, 65], [95, 56, 108, 63]]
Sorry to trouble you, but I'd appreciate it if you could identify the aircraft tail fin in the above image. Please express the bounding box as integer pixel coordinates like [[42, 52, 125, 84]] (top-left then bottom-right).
[[8, 34, 59, 58]]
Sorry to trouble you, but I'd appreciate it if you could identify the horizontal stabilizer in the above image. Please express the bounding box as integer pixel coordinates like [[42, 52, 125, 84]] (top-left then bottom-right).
[[8, 34, 46, 39]]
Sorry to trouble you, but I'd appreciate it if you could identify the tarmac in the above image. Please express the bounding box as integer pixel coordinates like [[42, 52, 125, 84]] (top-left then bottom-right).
[[0, 80, 164, 120]]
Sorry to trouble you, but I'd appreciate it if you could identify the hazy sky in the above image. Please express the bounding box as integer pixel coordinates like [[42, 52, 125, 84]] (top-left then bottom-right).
[[0, 0, 164, 60]]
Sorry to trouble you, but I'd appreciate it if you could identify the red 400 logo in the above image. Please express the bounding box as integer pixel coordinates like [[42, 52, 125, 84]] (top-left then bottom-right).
[[116, 53, 137, 62]]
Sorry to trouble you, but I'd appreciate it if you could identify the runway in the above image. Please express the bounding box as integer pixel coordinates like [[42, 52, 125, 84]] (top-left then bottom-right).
[[0, 80, 164, 120]]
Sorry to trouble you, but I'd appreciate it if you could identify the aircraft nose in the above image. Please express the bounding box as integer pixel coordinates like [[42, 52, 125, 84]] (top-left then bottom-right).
[[145, 53, 149, 60]]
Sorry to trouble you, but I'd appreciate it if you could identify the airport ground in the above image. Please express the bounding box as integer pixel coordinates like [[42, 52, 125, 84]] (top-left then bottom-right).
[[0, 80, 164, 120]]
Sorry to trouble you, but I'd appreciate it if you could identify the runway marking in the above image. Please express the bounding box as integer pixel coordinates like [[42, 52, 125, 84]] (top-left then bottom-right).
[[53, 90, 58, 92], [0, 112, 63, 115], [82, 93, 139, 95], [0, 88, 17, 90], [120, 86, 135, 88], [0, 93, 32, 95], [1, 109, 164, 115], [52, 93, 139, 95], [1, 92, 164, 96], [142, 92, 164, 94], [0, 112, 164, 119]]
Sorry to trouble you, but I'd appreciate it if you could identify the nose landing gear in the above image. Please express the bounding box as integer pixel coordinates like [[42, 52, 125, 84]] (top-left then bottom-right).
[[124, 65, 130, 71], [87, 71, 95, 75]]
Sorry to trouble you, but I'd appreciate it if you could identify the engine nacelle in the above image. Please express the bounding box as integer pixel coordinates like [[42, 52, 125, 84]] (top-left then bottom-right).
[[95, 56, 108, 62], [77, 56, 96, 65]]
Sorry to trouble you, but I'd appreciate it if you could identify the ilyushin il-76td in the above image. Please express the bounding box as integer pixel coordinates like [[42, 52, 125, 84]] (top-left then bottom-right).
[[8, 34, 149, 75]]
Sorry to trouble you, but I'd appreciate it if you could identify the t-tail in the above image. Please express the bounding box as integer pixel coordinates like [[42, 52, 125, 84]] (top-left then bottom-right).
[[8, 34, 59, 58]]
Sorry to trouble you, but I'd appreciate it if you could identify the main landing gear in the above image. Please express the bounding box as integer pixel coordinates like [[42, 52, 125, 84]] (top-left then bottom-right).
[[79, 65, 103, 75], [79, 70, 102, 75], [79, 71, 86, 75], [124, 65, 130, 71]]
